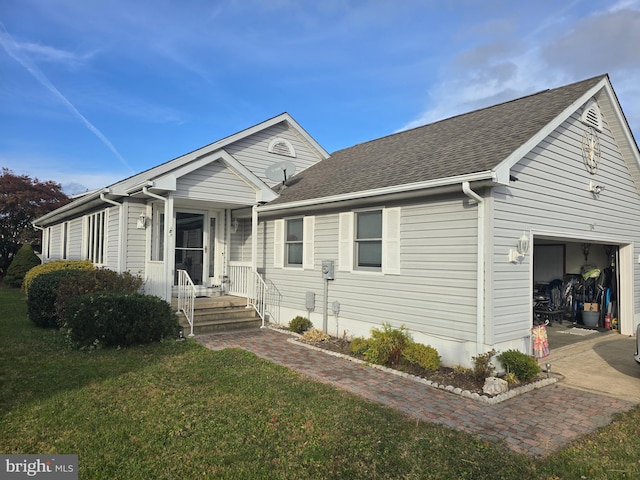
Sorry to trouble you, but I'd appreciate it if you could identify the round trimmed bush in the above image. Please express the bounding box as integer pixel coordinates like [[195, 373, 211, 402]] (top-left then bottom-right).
[[4, 244, 41, 288], [289, 315, 312, 334], [498, 349, 541, 382], [63, 292, 180, 349]]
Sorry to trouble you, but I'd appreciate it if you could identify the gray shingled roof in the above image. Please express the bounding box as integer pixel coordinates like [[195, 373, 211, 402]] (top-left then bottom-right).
[[269, 75, 606, 205]]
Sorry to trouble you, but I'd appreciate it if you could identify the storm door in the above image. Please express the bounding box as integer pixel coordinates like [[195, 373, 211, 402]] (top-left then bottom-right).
[[175, 212, 205, 285]]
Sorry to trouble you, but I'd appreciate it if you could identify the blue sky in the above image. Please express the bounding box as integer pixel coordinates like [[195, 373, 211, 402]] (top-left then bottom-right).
[[1, 0, 639, 194]]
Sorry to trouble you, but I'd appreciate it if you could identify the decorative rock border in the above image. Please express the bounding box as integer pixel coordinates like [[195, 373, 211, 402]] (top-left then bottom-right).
[[274, 330, 558, 405]]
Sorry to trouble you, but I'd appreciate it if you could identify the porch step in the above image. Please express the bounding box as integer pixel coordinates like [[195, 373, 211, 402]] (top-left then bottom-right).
[[173, 295, 261, 335]]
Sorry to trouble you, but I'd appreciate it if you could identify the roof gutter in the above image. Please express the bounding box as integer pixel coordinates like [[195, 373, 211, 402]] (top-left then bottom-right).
[[257, 171, 496, 213], [462, 181, 486, 355]]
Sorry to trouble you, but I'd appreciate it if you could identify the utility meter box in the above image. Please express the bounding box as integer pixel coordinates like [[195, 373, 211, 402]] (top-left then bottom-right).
[[321, 260, 335, 280], [305, 292, 315, 311]]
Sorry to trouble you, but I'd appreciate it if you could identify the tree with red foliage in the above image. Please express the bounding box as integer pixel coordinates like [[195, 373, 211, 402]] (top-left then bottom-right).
[[0, 168, 71, 277]]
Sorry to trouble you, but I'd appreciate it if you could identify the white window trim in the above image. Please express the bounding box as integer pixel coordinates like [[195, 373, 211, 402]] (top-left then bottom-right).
[[338, 207, 401, 275], [274, 216, 315, 269], [61, 221, 70, 260], [83, 209, 108, 266]]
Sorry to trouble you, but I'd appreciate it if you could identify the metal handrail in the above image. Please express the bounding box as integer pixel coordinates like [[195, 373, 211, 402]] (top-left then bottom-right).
[[177, 269, 196, 337], [248, 271, 268, 327]]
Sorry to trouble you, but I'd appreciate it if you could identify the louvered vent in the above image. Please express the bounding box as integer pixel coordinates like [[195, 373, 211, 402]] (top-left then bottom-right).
[[268, 138, 296, 158], [580, 99, 603, 131]]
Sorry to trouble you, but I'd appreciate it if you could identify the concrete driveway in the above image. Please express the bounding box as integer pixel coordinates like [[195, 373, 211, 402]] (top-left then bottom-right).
[[544, 327, 640, 403]]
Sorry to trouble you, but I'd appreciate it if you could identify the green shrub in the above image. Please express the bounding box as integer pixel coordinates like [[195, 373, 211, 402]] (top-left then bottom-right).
[[498, 349, 541, 382], [4, 244, 41, 288], [401, 342, 441, 372], [472, 349, 497, 382], [27, 269, 83, 328], [23, 259, 94, 294], [289, 316, 313, 334], [363, 323, 412, 367], [55, 268, 143, 324], [63, 292, 180, 349], [349, 337, 370, 356]]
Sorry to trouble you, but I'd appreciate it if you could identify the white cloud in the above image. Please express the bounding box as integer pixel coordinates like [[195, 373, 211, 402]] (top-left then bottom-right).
[[397, 1, 640, 139]]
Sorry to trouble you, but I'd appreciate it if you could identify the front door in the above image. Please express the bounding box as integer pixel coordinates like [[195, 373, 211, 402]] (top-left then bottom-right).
[[175, 212, 205, 285]]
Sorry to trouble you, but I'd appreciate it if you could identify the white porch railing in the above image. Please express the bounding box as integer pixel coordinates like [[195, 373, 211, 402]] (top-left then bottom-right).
[[228, 262, 251, 296], [247, 270, 281, 327], [229, 263, 280, 326], [177, 269, 196, 337]]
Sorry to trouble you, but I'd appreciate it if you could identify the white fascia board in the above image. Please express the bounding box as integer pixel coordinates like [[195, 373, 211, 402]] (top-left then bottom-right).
[[33, 188, 110, 226], [493, 77, 609, 183], [257, 171, 495, 213], [111, 113, 323, 192], [282, 115, 330, 160], [216, 150, 279, 203], [598, 81, 640, 172]]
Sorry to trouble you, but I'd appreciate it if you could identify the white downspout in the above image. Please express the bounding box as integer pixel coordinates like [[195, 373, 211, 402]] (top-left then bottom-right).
[[100, 193, 124, 272], [143, 187, 171, 301], [462, 181, 486, 355]]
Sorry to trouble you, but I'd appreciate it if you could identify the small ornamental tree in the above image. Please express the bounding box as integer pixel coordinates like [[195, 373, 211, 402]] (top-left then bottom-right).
[[4, 244, 40, 288], [0, 168, 70, 277]]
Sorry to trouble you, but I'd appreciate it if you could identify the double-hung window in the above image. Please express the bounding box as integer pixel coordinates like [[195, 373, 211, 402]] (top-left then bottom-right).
[[339, 207, 401, 274], [355, 210, 382, 269], [274, 216, 314, 269], [285, 218, 303, 266]]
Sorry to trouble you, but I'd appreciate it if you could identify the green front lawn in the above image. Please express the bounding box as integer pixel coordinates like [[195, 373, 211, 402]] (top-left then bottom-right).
[[1, 287, 639, 479]]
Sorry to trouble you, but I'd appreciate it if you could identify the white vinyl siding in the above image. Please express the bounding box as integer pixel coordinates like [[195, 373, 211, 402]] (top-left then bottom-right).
[[125, 203, 146, 274], [175, 161, 256, 204], [260, 197, 476, 342], [230, 218, 252, 262], [225, 123, 324, 188], [491, 108, 640, 343], [67, 218, 83, 260]]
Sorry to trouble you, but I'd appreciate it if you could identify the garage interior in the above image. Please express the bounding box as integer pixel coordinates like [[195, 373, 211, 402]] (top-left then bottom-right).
[[532, 238, 620, 350]]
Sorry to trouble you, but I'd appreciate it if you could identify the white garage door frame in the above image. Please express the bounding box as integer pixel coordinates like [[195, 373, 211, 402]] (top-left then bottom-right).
[[531, 229, 634, 336]]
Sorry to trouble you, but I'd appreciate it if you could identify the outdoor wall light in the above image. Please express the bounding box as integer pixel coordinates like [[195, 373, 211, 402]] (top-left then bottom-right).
[[588, 180, 605, 195], [508, 231, 530, 263], [136, 213, 147, 229]]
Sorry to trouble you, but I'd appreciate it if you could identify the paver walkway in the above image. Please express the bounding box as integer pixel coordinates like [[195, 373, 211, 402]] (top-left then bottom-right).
[[196, 328, 636, 457]]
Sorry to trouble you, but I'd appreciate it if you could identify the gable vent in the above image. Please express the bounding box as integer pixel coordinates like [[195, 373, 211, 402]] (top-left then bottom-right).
[[268, 138, 297, 158], [580, 99, 603, 132]]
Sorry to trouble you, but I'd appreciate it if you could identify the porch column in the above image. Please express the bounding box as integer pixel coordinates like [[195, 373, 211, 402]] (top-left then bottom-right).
[[164, 194, 174, 301], [251, 204, 258, 273]]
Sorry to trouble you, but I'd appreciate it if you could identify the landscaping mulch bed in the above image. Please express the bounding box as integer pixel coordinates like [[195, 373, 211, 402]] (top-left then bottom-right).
[[295, 335, 546, 398]]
